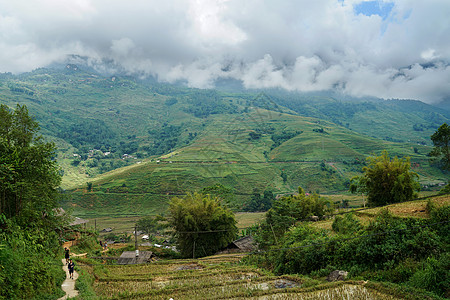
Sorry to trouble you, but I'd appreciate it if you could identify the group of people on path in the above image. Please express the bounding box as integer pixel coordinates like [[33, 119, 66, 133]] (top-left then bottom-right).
[[64, 247, 75, 279], [99, 240, 107, 250]]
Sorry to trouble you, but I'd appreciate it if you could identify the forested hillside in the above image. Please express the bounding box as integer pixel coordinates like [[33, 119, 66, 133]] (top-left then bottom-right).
[[0, 65, 448, 217]]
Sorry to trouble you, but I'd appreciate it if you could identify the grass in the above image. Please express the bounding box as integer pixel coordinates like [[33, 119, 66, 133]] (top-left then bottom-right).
[[235, 212, 266, 228], [309, 194, 450, 231]]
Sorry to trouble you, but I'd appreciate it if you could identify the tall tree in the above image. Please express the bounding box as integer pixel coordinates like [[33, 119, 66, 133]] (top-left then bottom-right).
[[168, 193, 237, 258], [0, 104, 64, 299], [0, 104, 61, 224], [429, 123, 450, 171], [350, 150, 420, 206]]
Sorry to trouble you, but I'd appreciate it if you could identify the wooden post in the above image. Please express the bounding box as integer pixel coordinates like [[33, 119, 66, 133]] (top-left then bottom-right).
[[135, 225, 139, 257]]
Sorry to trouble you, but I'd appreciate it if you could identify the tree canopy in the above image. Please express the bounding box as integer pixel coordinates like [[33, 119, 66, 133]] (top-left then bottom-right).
[[350, 150, 420, 206], [0, 104, 61, 224], [256, 187, 332, 247], [0, 104, 64, 299], [429, 123, 450, 171], [168, 193, 237, 258]]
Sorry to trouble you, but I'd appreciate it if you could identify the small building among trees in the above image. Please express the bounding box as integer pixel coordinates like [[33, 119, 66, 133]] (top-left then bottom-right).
[[217, 236, 255, 254], [117, 251, 155, 265]]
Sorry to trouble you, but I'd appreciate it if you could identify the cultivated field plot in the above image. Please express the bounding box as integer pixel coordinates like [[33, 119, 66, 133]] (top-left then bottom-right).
[[87, 255, 403, 299]]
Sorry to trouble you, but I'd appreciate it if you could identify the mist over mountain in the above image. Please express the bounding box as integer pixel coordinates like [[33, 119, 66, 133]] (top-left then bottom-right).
[[1, 1, 449, 104]]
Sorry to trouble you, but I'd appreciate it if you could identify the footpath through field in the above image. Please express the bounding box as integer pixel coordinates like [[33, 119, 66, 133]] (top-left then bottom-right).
[[58, 258, 79, 300], [58, 241, 87, 299]]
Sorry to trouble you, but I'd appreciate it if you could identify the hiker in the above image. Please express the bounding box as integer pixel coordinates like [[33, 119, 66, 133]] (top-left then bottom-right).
[[64, 247, 70, 264], [68, 259, 75, 279]]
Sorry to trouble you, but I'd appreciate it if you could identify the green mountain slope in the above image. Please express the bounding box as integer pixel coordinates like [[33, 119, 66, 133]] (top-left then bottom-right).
[[64, 108, 446, 217], [266, 90, 449, 144], [0, 66, 448, 217]]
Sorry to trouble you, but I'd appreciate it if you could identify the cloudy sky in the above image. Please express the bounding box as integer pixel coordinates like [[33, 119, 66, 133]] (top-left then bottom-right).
[[0, 0, 449, 103]]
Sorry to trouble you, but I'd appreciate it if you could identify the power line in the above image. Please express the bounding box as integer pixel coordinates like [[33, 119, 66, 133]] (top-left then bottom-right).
[[62, 219, 449, 266], [166, 193, 449, 234]]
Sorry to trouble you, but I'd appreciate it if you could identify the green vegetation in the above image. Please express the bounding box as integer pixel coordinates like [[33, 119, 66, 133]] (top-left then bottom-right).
[[0, 104, 66, 299], [244, 190, 275, 212], [429, 123, 450, 170], [0, 66, 447, 193], [168, 193, 238, 258], [246, 195, 449, 299], [350, 151, 420, 206], [63, 108, 447, 217], [1, 67, 449, 298], [256, 187, 333, 247], [136, 215, 166, 237]]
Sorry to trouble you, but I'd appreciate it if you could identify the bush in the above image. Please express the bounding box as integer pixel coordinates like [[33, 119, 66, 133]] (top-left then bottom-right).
[[71, 232, 101, 254], [408, 254, 450, 298], [331, 213, 362, 235], [250, 206, 449, 297], [0, 224, 65, 299]]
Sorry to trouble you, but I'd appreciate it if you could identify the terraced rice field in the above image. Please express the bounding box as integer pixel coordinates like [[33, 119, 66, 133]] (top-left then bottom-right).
[[84, 254, 402, 299]]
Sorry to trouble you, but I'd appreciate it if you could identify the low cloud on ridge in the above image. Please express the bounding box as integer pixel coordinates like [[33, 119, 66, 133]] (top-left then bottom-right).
[[0, 0, 449, 103]]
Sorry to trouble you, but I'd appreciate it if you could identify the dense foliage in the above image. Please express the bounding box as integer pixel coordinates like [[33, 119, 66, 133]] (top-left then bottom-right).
[[0, 104, 61, 220], [350, 150, 420, 206], [168, 193, 238, 258], [244, 190, 275, 212], [136, 215, 166, 236], [0, 104, 66, 299], [248, 206, 449, 298], [255, 187, 332, 247]]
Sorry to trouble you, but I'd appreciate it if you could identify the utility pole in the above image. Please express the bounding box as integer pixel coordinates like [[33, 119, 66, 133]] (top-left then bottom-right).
[[135, 225, 139, 257]]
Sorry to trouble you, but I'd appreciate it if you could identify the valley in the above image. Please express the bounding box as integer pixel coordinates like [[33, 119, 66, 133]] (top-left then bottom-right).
[[1, 65, 449, 300]]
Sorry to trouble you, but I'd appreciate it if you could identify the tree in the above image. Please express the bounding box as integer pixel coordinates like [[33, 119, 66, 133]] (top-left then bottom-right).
[[136, 215, 166, 236], [0, 104, 61, 224], [168, 193, 237, 258], [350, 150, 420, 207], [0, 104, 64, 299], [256, 187, 332, 247], [429, 123, 450, 171], [244, 189, 274, 212]]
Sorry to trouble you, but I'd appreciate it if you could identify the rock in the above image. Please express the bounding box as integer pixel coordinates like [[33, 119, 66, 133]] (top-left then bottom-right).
[[273, 279, 299, 289], [310, 216, 319, 222], [327, 270, 348, 282]]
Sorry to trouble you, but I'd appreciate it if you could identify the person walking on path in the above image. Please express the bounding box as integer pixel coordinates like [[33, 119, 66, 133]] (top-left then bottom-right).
[[59, 258, 79, 300], [68, 259, 75, 279], [64, 247, 70, 265]]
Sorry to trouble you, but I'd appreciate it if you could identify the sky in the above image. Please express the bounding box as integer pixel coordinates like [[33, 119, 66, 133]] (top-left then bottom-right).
[[0, 0, 449, 104]]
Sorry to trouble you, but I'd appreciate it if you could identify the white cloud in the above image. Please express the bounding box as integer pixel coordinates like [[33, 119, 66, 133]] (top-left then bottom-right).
[[0, 0, 449, 103]]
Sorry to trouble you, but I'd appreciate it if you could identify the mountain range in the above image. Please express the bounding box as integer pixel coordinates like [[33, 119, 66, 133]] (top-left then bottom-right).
[[0, 64, 448, 216]]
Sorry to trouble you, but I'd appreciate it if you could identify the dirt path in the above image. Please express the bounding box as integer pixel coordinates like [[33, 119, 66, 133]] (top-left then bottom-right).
[[58, 258, 79, 300]]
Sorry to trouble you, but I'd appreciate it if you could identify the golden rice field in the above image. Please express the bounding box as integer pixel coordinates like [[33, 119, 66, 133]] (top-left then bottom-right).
[[81, 255, 404, 299]]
